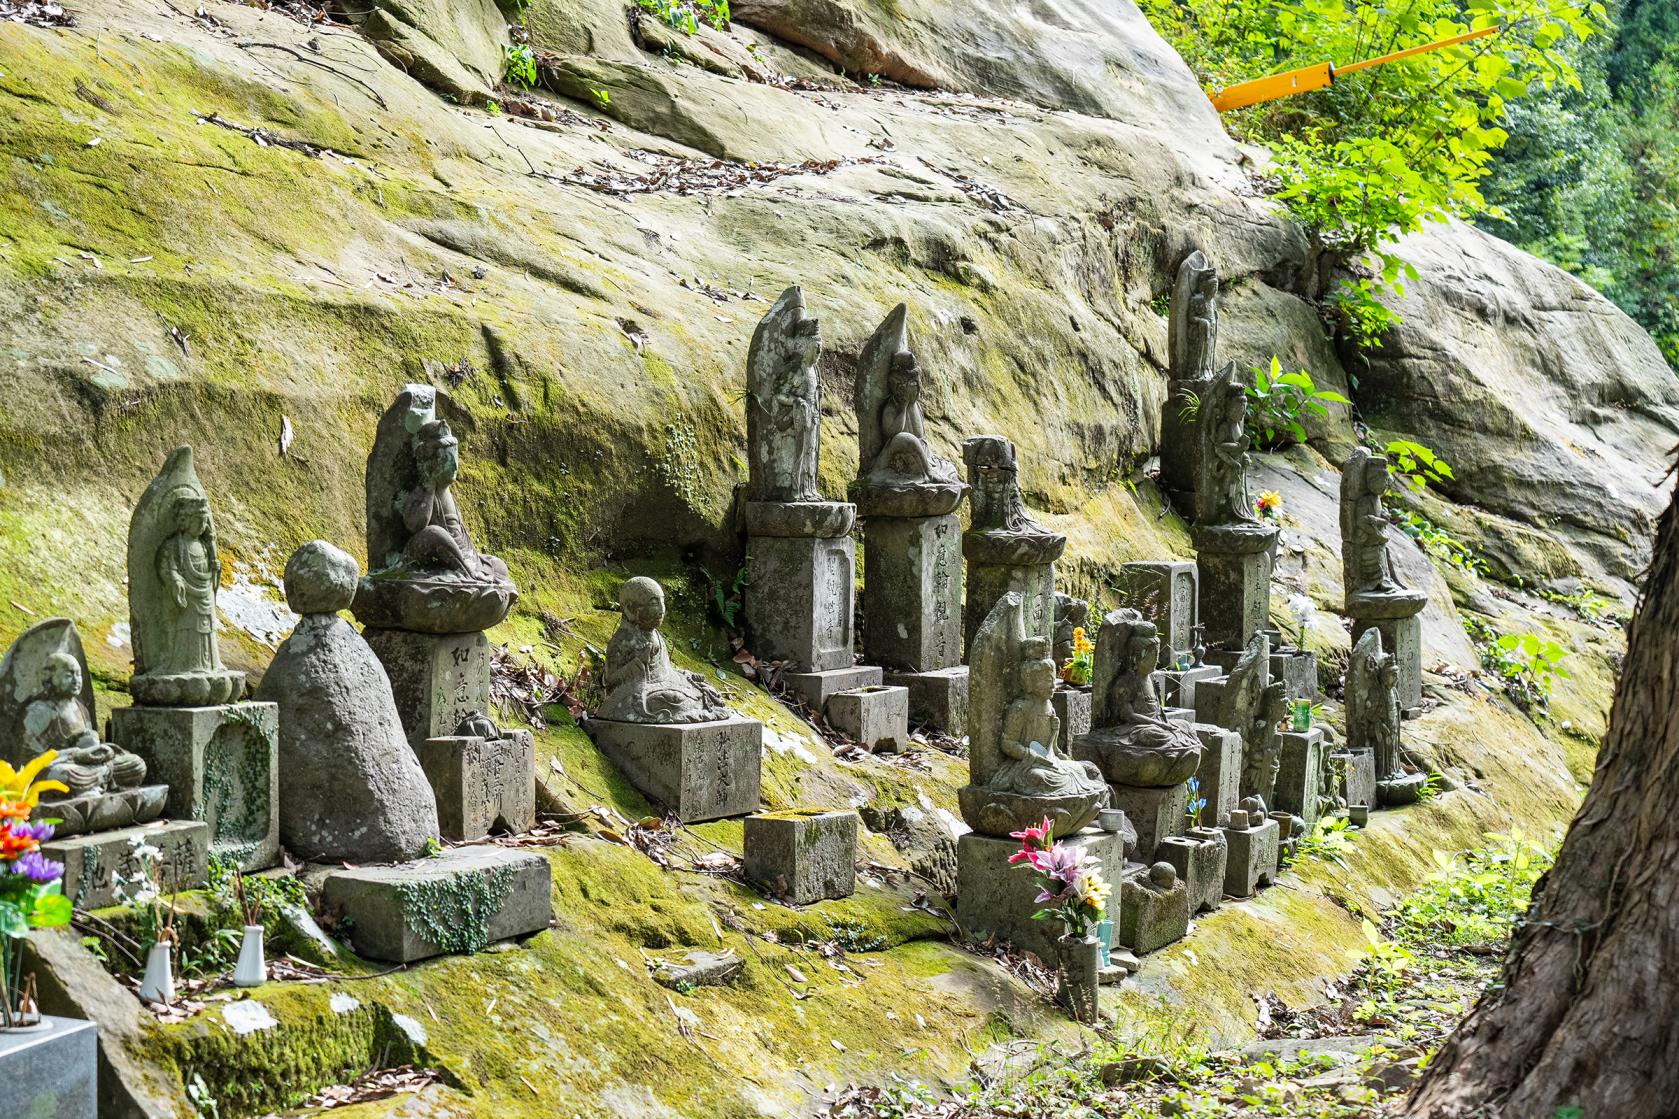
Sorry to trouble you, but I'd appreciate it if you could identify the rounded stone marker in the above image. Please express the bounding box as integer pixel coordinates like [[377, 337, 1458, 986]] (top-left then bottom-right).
[[285, 540, 358, 615], [1149, 861, 1178, 889]]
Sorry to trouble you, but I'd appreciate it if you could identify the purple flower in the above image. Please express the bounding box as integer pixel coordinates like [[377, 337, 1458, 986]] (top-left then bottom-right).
[[11, 850, 62, 884], [1036, 842, 1086, 887], [11, 820, 54, 843]]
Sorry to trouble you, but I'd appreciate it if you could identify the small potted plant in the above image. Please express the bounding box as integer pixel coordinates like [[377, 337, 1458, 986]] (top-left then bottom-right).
[[1010, 817, 1110, 1024], [231, 873, 266, 989], [0, 751, 72, 1030], [1058, 626, 1094, 689]]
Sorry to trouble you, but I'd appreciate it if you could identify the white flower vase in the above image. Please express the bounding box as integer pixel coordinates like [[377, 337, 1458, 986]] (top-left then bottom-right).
[[139, 942, 174, 1005], [233, 925, 266, 988]]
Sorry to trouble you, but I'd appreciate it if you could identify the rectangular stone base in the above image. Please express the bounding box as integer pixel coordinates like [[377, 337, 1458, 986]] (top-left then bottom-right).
[[744, 532, 857, 672], [417, 732, 536, 842], [1118, 561, 1199, 667], [957, 829, 1121, 961], [744, 809, 857, 904], [1351, 613, 1423, 717], [1051, 687, 1092, 753], [1158, 664, 1222, 709], [828, 685, 910, 753], [783, 665, 882, 710], [1192, 725, 1242, 826], [861, 512, 963, 672], [1270, 648, 1320, 702], [587, 715, 762, 822], [1222, 818, 1280, 898], [1107, 782, 1187, 863], [320, 847, 552, 963], [1197, 546, 1274, 650], [0, 1013, 96, 1119], [44, 820, 209, 909], [1159, 827, 1228, 914], [363, 628, 490, 750], [1274, 727, 1327, 823], [1332, 748, 1377, 809], [882, 667, 969, 737], [965, 561, 1056, 662], [110, 702, 280, 871], [1118, 863, 1191, 954]]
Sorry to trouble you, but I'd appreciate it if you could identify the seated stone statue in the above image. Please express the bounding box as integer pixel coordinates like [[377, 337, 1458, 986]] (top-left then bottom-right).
[[596, 578, 729, 725], [850, 305, 966, 517], [1073, 611, 1203, 787], [25, 653, 149, 796], [353, 387, 518, 634]]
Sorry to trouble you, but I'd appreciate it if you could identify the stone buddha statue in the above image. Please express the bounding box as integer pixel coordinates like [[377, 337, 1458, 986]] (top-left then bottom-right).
[[596, 577, 728, 725], [1340, 449, 1428, 617], [1073, 611, 1203, 787], [24, 653, 149, 796], [850, 304, 965, 517]]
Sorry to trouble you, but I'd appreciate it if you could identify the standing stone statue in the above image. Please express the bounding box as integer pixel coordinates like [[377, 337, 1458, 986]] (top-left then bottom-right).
[[1170, 248, 1219, 384], [1198, 634, 1287, 808], [1201, 370, 1259, 528], [127, 447, 245, 707], [958, 592, 1108, 837], [1340, 449, 1428, 715], [1073, 611, 1203, 787], [1190, 364, 1278, 651], [1347, 627, 1425, 805], [1052, 593, 1090, 669], [962, 435, 1066, 655], [746, 286, 823, 505], [599, 577, 729, 724], [352, 385, 517, 635], [258, 541, 440, 863], [0, 619, 165, 835]]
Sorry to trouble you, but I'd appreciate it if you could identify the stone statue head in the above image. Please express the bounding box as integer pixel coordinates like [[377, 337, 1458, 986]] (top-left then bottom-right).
[[888, 350, 920, 405], [41, 651, 82, 701], [1363, 453, 1393, 497], [619, 577, 666, 631], [1118, 615, 1161, 676], [1019, 636, 1056, 701], [413, 419, 460, 488], [169, 488, 210, 537]]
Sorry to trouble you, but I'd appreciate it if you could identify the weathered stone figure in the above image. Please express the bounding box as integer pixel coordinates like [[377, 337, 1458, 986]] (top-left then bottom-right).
[[958, 593, 1107, 837], [353, 385, 517, 634], [746, 286, 823, 504], [1074, 611, 1203, 787], [128, 447, 245, 706], [962, 435, 1066, 651], [598, 577, 729, 725], [1340, 449, 1428, 611], [1053, 593, 1090, 669], [852, 303, 963, 507], [1202, 369, 1257, 528], [1347, 627, 1425, 805], [0, 619, 165, 835], [1204, 635, 1287, 806], [1169, 248, 1219, 384]]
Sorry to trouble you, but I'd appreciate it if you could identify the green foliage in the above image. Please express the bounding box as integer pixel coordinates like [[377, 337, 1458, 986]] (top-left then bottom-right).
[[1294, 814, 1357, 866], [1396, 511, 1488, 576], [828, 918, 887, 953], [1139, 0, 1607, 348], [1391, 830, 1553, 948], [637, 0, 730, 34], [1385, 439, 1455, 492], [1244, 355, 1350, 448], [503, 43, 538, 90], [1461, 614, 1570, 710], [702, 565, 748, 630]]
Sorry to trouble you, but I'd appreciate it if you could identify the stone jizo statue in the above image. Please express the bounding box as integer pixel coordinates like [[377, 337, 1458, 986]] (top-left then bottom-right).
[[127, 446, 245, 706], [746, 286, 823, 505], [1348, 627, 1403, 782], [597, 577, 729, 725], [1169, 249, 1219, 384], [1203, 368, 1256, 528], [851, 304, 964, 516], [1340, 449, 1428, 616], [1074, 611, 1202, 787], [963, 436, 1063, 557]]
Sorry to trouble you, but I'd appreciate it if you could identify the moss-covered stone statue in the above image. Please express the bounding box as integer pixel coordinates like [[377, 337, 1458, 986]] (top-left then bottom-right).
[[0, 619, 166, 835], [850, 303, 965, 518], [962, 435, 1066, 651], [1340, 449, 1428, 616], [127, 446, 245, 706], [1347, 627, 1426, 805], [745, 285, 824, 507], [1073, 610, 1203, 787], [958, 592, 1108, 837], [351, 385, 517, 634], [598, 577, 729, 724]]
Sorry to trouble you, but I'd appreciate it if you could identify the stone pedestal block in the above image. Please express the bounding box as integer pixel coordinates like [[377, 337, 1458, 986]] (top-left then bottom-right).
[[1332, 748, 1377, 810], [1196, 544, 1274, 651], [744, 532, 857, 673], [1222, 817, 1280, 898], [1192, 725, 1242, 826], [1274, 727, 1327, 823], [1379, 771, 1429, 806], [1159, 827, 1228, 913], [744, 809, 857, 904], [1159, 664, 1222, 708], [320, 846, 552, 963], [1107, 782, 1187, 862], [110, 702, 279, 871], [44, 820, 209, 909], [587, 715, 762, 822], [363, 628, 490, 749], [861, 513, 963, 673], [1118, 864, 1191, 954], [882, 667, 969, 737], [783, 665, 881, 710], [417, 732, 536, 841], [957, 829, 1121, 961], [827, 686, 909, 753], [1162, 705, 1195, 724], [0, 1014, 96, 1119], [964, 560, 1055, 661], [1351, 613, 1423, 716], [1051, 687, 1092, 753], [1120, 561, 1199, 667], [1270, 648, 1319, 702]]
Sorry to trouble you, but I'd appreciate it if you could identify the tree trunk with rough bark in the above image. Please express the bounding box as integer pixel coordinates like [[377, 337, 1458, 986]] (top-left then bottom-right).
[[1407, 475, 1679, 1118]]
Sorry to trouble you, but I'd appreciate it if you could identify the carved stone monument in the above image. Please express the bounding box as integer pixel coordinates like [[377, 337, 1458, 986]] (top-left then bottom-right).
[[111, 447, 280, 871], [1118, 561, 1199, 669], [851, 304, 970, 734], [1347, 628, 1426, 805], [257, 540, 441, 863], [1193, 633, 1288, 811], [586, 577, 762, 822], [740, 289, 907, 742], [1341, 449, 1428, 715], [1158, 249, 1223, 522], [962, 435, 1065, 663]]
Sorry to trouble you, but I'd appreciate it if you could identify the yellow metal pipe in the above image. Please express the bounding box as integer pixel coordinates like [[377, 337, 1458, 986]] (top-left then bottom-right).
[[1208, 25, 1502, 113]]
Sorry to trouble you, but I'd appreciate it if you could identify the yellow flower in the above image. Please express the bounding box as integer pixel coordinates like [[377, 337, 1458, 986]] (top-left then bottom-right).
[[1075, 870, 1112, 910], [1071, 626, 1094, 655], [0, 750, 69, 817], [1256, 490, 1282, 512]]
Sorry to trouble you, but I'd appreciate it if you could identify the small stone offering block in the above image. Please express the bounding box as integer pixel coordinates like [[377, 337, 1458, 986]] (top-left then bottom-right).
[[363, 627, 490, 750], [417, 731, 536, 842], [1051, 687, 1092, 752], [1159, 827, 1228, 914], [957, 829, 1121, 962], [1192, 725, 1241, 826], [1273, 727, 1326, 823], [783, 665, 881, 711], [1106, 782, 1187, 862], [587, 715, 762, 822], [0, 1013, 96, 1119], [1222, 813, 1280, 899], [1269, 647, 1319, 702], [1159, 664, 1222, 709], [744, 809, 857, 904], [1334, 749, 1377, 811], [1118, 862, 1191, 954], [110, 701, 280, 871], [827, 686, 909, 753], [44, 820, 209, 909], [883, 667, 969, 737], [320, 846, 552, 963]]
